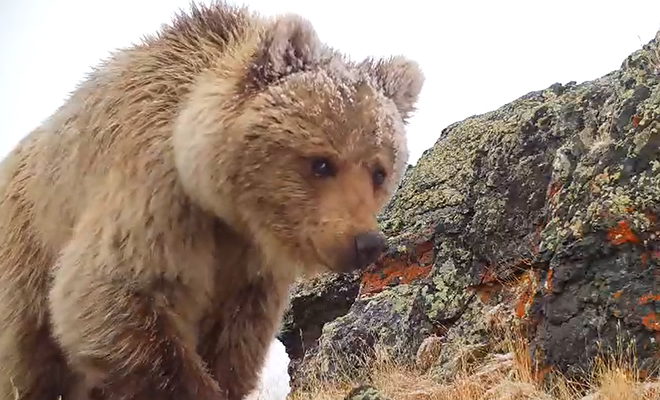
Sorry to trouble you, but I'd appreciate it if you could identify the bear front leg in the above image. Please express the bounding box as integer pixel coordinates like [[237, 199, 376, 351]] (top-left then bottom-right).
[[199, 274, 291, 400], [49, 232, 223, 400]]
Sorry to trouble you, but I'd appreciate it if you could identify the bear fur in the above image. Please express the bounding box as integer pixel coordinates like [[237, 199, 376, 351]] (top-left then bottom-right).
[[0, 2, 424, 400]]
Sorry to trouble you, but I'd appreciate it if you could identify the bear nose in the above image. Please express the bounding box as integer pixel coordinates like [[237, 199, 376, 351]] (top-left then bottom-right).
[[353, 231, 387, 270]]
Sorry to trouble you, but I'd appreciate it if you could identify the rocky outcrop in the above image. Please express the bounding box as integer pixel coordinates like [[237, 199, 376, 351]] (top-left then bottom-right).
[[279, 272, 361, 359], [282, 30, 660, 385], [278, 271, 361, 382]]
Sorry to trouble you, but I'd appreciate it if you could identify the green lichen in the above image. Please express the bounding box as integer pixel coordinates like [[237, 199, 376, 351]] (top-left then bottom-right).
[[424, 262, 469, 320]]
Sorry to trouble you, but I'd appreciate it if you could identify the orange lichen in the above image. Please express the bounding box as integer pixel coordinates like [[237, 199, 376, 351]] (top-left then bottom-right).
[[642, 312, 660, 331], [547, 181, 561, 199], [543, 268, 553, 294], [514, 272, 535, 319], [515, 294, 530, 318], [632, 114, 641, 127], [533, 366, 553, 384], [613, 290, 623, 300], [359, 240, 434, 297], [606, 220, 639, 245], [360, 262, 432, 296], [638, 293, 660, 305]]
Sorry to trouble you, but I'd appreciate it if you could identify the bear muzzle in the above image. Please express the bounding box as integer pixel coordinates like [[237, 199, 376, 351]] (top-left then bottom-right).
[[346, 230, 387, 271]]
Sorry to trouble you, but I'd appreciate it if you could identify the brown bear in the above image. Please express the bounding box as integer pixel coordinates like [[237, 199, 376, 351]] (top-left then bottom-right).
[[0, 2, 424, 400]]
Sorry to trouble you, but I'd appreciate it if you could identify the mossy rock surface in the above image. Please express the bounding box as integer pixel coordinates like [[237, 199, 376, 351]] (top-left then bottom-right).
[[285, 30, 660, 383]]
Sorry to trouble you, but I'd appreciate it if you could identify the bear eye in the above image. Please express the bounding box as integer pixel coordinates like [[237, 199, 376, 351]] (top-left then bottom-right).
[[311, 157, 335, 178], [372, 167, 386, 187]]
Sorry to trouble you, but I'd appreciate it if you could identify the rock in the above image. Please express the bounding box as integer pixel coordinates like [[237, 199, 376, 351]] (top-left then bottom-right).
[[300, 282, 434, 381], [278, 271, 361, 383], [415, 335, 443, 371], [343, 385, 391, 400], [288, 29, 660, 383], [526, 34, 660, 378], [291, 229, 440, 383]]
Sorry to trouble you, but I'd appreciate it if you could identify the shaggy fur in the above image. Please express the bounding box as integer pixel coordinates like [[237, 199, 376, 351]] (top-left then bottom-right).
[[0, 2, 424, 400]]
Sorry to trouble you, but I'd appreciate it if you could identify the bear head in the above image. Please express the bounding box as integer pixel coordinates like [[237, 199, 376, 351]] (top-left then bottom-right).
[[174, 13, 424, 275]]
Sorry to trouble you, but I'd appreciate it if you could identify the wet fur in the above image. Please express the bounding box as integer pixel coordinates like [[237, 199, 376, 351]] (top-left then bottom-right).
[[0, 2, 424, 400]]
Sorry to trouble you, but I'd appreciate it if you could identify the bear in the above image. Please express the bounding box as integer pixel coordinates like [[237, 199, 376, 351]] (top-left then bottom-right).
[[0, 2, 424, 400]]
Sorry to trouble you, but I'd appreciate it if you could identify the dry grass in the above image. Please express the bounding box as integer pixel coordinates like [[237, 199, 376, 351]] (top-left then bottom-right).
[[288, 326, 660, 400]]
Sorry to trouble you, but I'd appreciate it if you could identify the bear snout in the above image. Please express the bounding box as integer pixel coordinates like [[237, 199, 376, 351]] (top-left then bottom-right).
[[349, 230, 387, 271]]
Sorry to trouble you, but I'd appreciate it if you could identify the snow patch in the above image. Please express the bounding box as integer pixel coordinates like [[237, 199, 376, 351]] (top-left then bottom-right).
[[243, 338, 291, 400]]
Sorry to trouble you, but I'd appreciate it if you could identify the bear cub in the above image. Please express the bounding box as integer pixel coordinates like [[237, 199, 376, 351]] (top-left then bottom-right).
[[0, 2, 424, 400]]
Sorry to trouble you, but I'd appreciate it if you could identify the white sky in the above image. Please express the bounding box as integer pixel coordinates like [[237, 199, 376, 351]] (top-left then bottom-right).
[[1, 0, 659, 165]]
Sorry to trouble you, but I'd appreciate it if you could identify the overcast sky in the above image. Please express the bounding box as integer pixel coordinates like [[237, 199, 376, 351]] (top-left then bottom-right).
[[1, 0, 659, 164]]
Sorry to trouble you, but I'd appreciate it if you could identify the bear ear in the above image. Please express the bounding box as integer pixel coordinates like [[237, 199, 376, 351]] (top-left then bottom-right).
[[359, 56, 425, 122], [249, 13, 322, 88]]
